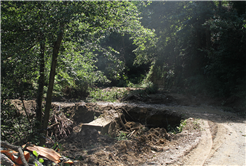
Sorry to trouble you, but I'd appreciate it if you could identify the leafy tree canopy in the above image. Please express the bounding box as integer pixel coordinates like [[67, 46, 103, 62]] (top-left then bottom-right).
[[1, 1, 156, 144]]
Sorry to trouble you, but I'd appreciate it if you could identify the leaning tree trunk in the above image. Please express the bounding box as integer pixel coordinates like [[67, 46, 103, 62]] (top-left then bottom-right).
[[41, 24, 64, 145], [36, 35, 45, 129]]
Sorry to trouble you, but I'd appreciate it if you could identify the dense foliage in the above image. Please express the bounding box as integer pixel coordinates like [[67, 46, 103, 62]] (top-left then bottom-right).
[[1, 1, 155, 144], [1, 1, 245, 144], [139, 1, 246, 97]]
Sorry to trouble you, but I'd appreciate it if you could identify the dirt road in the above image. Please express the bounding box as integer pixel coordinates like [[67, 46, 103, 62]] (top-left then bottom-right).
[[204, 121, 246, 165], [168, 106, 246, 166]]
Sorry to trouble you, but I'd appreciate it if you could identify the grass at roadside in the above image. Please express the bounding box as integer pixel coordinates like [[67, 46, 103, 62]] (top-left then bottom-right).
[[86, 82, 159, 102], [86, 87, 128, 102]]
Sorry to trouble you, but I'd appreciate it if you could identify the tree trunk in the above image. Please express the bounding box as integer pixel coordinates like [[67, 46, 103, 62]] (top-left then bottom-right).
[[206, 25, 211, 49], [41, 24, 64, 145], [219, 1, 222, 10], [36, 35, 45, 129]]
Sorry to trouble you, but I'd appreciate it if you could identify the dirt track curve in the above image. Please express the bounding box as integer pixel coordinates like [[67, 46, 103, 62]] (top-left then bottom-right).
[[165, 105, 246, 166]]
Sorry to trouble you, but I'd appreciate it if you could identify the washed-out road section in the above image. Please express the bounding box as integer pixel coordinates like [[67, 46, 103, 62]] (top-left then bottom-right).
[[51, 101, 246, 165]]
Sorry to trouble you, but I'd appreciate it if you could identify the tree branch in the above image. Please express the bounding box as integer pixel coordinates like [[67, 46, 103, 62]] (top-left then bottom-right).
[[1, 141, 29, 166]]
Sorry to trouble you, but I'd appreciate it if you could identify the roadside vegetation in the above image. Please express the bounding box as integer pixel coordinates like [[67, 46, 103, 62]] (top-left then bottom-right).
[[2, 1, 245, 147]]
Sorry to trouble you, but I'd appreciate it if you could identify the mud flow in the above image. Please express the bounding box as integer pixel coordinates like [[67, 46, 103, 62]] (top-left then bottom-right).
[[48, 102, 200, 165]]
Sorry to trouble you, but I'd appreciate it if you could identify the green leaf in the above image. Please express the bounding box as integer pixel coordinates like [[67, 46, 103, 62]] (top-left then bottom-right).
[[33, 150, 39, 158], [39, 158, 44, 163]]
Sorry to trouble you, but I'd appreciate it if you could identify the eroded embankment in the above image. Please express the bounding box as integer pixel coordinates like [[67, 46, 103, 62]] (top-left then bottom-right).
[[10, 99, 245, 165], [49, 102, 203, 165]]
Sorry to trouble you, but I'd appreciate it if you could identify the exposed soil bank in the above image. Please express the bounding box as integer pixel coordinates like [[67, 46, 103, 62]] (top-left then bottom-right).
[[50, 102, 202, 165], [50, 101, 245, 166], [10, 91, 246, 165]]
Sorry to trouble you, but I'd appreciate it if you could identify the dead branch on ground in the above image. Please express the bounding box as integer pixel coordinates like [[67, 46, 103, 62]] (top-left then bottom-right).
[[1, 141, 29, 166]]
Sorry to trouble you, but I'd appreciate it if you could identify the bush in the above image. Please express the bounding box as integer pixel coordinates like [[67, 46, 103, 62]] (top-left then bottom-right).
[[1, 100, 35, 144], [144, 82, 158, 94], [87, 87, 128, 102]]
